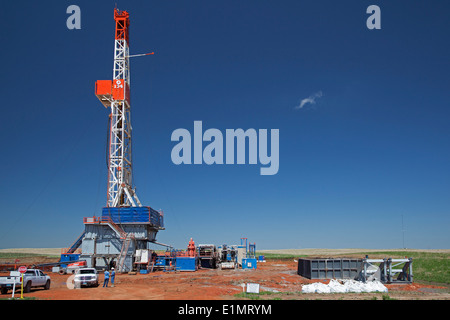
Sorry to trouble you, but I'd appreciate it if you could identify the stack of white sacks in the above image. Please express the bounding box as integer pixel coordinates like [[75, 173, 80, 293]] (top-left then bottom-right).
[[302, 279, 388, 293]]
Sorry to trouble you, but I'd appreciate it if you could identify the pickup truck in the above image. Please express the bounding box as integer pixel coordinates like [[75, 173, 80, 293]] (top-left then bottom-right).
[[0, 269, 51, 294], [73, 268, 99, 288]]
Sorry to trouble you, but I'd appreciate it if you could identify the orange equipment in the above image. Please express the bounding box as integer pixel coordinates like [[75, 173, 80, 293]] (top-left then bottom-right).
[[67, 261, 87, 268], [114, 8, 130, 43], [187, 238, 196, 257]]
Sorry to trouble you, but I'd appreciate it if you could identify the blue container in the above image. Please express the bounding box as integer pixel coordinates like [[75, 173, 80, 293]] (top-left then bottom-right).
[[242, 258, 257, 269], [258, 255, 265, 261], [139, 269, 148, 274], [102, 206, 164, 227], [176, 257, 197, 272]]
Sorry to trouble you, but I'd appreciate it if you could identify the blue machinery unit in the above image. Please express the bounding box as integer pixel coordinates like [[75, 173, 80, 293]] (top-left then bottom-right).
[[240, 238, 257, 270], [59, 253, 81, 269], [176, 257, 198, 272], [242, 258, 257, 270], [152, 250, 198, 272]]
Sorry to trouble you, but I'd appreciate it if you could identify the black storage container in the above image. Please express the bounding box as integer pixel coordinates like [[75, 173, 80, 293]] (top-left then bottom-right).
[[298, 258, 362, 279]]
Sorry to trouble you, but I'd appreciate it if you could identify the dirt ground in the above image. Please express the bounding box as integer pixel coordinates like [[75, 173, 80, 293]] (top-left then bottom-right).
[[1, 259, 448, 300]]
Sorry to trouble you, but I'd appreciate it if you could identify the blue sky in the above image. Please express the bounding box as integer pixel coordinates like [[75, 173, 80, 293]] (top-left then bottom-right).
[[0, 1, 449, 250]]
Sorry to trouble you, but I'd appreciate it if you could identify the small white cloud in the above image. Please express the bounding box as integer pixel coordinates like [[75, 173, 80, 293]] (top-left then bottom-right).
[[295, 91, 323, 109]]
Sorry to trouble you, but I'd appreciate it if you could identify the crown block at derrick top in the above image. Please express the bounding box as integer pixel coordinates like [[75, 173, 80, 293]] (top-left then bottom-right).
[[114, 8, 130, 42]]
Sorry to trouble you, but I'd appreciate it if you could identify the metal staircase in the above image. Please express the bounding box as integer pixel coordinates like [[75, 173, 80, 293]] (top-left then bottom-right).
[[116, 233, 135, 273]]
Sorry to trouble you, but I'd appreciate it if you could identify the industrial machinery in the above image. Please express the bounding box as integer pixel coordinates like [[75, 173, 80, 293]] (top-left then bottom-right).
[[215, 238, 257, 270], [187, 238, 196, 257], [217, 244, 238, 269], [74, 8, 165, 272], [197, 244, 219, 269], [240, 238, 257, 270], [152, 239, 198, 272]]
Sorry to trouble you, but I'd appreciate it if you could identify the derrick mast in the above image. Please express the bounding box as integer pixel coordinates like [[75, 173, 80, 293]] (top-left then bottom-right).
[[84, 8, 164, 272], [96, 8, 141, 207]]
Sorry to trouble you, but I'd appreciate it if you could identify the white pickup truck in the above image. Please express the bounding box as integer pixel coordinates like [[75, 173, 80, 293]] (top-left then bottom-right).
[[0, 269, 51, 294], [73, 268, 99, 288]]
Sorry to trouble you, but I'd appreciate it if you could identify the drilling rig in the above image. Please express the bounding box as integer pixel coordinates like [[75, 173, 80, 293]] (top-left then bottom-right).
[[74, 8, 164, 272]]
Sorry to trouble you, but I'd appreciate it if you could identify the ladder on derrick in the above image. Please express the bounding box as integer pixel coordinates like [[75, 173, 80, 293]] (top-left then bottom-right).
[[116, 234, 135, 273]]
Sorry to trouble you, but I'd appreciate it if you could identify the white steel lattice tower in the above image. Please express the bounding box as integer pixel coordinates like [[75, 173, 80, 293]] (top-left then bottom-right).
[[95, 9, 141, 207]]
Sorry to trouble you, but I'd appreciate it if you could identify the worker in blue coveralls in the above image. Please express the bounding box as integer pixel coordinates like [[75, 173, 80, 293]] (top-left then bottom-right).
[[110, 268, 115, 287], [103, 269, 110, 287]]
